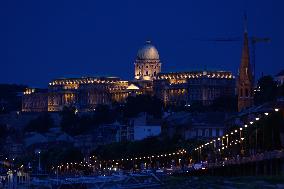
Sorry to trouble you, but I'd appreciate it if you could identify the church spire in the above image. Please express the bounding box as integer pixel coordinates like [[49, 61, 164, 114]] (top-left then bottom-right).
[[238, 13, 254, 112], [244, 12, 248, 34]]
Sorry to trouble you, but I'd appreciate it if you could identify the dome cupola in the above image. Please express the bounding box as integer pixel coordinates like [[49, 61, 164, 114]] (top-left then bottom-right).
[[136, 40, 160, 60], [134, 40, 162, 81]]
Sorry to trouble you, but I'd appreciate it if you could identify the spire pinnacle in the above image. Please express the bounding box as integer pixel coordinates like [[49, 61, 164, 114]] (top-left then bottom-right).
[[243, 12, 248, 33]]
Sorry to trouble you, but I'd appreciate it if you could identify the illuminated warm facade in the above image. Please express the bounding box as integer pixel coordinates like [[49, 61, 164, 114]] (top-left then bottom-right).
[[22, 40, 236, 112], [48, 77, 133, 112], [154, 71, 235, 106], [22, 88, 48, 112], [134, 40, 161, 81]]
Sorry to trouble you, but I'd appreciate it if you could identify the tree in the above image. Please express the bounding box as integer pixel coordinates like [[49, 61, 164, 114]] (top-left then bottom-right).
[[0, 84, 27, 113], [254, 76, 278, 105], [40, 145, 83, 169], [123, 95, 163, 118], [209, 95, 238, 112], [94, 104, 116, 124], [25, 113, 54, 133], [60, 106, 79, 135], [0, 124, 8, 139], [59, 105, 117, 136], [277, 83, 284, 97]]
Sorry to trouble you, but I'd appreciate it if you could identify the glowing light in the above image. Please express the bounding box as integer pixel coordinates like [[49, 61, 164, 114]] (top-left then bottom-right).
[[235, 130, 238, 133], [255, 117, 260, 121], [250, 121, 253, 125], [265, 112, 269, 116], [275, 108, 279, 112], [244, 125, 248, 128]]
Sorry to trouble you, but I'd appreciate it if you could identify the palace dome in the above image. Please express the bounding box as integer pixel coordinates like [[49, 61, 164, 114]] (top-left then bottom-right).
[[136, 40, 160, 60]]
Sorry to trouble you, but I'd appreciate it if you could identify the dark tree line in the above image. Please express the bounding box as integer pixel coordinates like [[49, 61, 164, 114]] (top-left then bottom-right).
[[93, 135, 200, 161], [123, 95, 163, 118], [25, 113, 54, 133], [60, 105, 117, 136], [0, 84, 27, 114], [254, 75, 283, 105]]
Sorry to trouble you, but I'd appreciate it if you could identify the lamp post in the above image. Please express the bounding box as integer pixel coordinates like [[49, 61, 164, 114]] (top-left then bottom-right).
[[57, 166, 59, 185], [35, 149, 41, 174]]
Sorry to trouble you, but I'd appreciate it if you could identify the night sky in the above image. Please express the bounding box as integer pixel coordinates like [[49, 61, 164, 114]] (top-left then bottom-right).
[[0, 0, 282, 87]]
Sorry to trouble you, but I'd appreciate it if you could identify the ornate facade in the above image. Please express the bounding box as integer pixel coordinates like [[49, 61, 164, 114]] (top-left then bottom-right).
[[237, 29, 254, 111], [134, 40, 161, 81], [48, 77, 132, 112], [22, 40, 236, 112], [153, 71, 235, 106], [22, 88, 48, 112]]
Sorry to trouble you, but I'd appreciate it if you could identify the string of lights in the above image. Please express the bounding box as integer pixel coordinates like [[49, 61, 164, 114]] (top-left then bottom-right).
[[193, 107, 281, 153], [16, 107, 282, 171], [51, 149, 187, 170]]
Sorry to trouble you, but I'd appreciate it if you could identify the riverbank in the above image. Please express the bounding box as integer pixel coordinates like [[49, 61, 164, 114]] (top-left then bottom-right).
[[163, 176, 284, 189]]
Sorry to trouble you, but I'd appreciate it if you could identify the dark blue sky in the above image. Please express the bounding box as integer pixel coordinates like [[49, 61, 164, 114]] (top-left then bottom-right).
[[0, 0, 282, 87]]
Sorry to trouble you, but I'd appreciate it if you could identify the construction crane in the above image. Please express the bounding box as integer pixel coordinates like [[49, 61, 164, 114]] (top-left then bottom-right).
[[250, 37, 271, 83], [199, 36, 271, 84]]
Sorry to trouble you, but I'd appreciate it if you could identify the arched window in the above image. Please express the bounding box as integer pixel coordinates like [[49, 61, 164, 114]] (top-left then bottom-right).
[[198, 129, 203, 136], [205, 129, 209, 137], [240, 89, 243, 97], [146, 71, 148, 75]]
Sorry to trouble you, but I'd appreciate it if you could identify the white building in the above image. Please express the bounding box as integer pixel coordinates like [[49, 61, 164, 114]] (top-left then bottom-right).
[[134, 125, 161, 141], [275, 70, 284, 86], [130, 113, 161, 141], [164, 112, 229, 140]]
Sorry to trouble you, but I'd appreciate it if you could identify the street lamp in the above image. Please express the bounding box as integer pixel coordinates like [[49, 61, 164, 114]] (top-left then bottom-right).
[[35, 149, 41, 174]]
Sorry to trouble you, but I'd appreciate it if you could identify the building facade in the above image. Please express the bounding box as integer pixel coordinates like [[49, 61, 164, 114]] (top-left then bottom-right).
[[22, 88, 48, 112], [22, 40, 236, 112], [134, 40, 161, 81], [275, 70, 284, 86], [47, 77, 131, 112], [164, 112, 228, 140], [154, 71, 235, 106]]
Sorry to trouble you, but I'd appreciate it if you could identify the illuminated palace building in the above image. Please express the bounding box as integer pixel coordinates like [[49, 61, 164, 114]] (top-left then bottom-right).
[[22, 40, 235, 112]]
